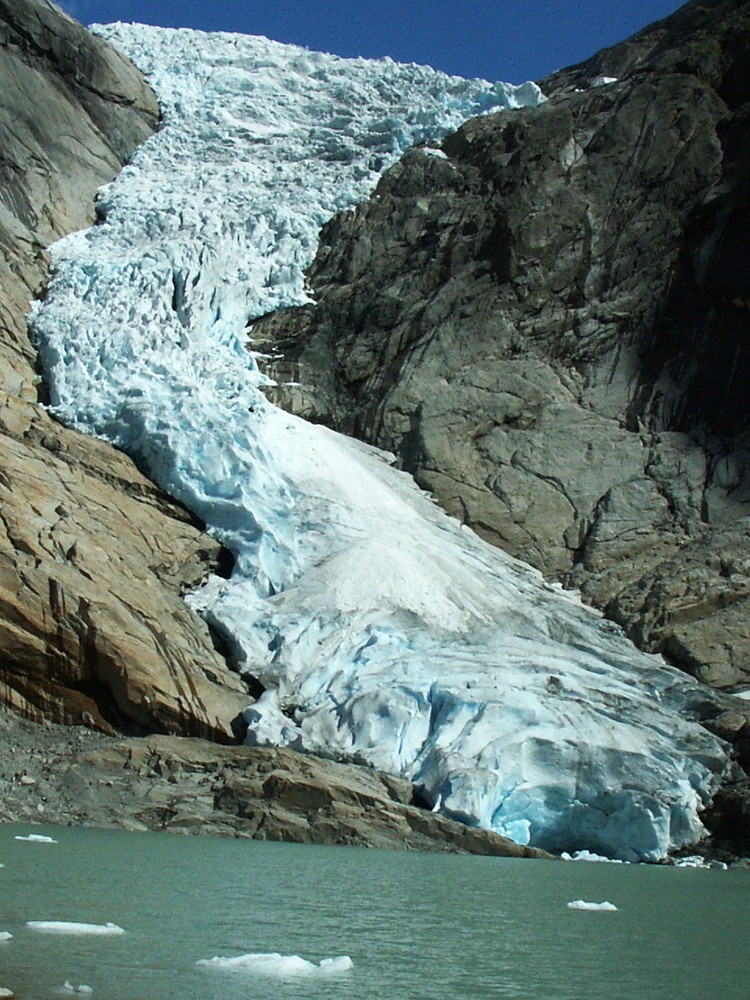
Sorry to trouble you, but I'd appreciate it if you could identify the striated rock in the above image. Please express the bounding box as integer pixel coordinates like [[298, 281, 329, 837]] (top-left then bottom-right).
[[251, 0, 750, 694], [0, 0, 159, 396], [0, 714, 551, 856], [0, 0, 248, 739], [0, 395, 250, 739]]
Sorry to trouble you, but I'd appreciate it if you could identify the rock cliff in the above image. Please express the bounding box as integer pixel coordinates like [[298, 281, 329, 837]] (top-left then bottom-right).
[[252, 0, 750, 702], [0, 0, 249, 740], [1, 0, 748, 856], [0, 0, 556, 855]]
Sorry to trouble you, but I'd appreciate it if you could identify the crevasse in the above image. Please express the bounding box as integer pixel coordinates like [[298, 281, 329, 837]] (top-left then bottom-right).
[[30, 23, 729, 861]]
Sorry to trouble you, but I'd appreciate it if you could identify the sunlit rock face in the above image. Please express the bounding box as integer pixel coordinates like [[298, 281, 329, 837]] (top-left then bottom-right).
[[29, 20, 736, 860], [0, 0, 248, 739]]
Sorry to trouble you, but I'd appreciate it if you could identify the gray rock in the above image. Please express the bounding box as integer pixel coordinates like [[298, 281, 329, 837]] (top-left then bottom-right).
[[0, 710, 552, 857], [250, 0, 750, 694]]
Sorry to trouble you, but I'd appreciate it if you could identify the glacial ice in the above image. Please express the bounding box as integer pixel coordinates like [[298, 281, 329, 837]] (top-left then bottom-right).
[[197, 952, 354, 977], [566, 900, 618, 912], [28, 22, 731, 861], [0, 932, 12, 941], [14, 835, 57, 844], [26, 922, 125, 936]]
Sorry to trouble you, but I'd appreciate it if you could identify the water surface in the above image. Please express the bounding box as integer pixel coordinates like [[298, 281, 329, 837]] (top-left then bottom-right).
[[0, 823, 747, 999]]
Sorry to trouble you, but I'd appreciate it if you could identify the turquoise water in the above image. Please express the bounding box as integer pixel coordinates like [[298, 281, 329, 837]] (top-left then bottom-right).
[[0, 823, 748, 1000]]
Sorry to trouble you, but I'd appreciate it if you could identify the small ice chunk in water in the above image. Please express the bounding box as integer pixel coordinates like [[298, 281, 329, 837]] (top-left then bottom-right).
[[59, 984, 93, 995], [0, 932, 12, 941], [14, 834, 57, 843], [26, 921, 125, 935], [197, 952, 353, 977], [567, 900, 618, 912], [561, 850, 624, 863]]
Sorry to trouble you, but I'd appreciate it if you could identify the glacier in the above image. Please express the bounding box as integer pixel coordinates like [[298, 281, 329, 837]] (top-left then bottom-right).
[[28, 23, 731, 861]]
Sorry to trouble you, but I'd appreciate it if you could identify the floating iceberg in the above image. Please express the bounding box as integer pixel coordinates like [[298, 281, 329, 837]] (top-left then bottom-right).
[[561, 851, 625, 864], [14, 834, 57, 844], [59, 984, 93, 995], [0, 932, 12, 941], [197, 952, 353, 977], [26, 922, 124, 936], [29, 22, 730, 861], [567, 900, 618, 912]]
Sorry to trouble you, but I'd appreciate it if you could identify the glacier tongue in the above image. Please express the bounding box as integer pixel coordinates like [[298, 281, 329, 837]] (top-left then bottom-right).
[[29, 23, 729, 861]]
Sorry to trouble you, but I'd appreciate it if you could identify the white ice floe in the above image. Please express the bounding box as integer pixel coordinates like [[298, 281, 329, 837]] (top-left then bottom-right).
[[59, 984, 93, 995], [673, 855, 728, 870], [14, 834, 57, 843], [197, 952, 353, 977], [567, 900, 618, 912], [0, 932, 12, 941], [26, 922, 124, 936], [28, 22, 732, 862], [561, 850, 625, 864]]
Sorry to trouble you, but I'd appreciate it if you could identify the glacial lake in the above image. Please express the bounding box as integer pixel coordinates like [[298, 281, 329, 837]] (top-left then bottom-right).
[[0, 823, 748, 1000]]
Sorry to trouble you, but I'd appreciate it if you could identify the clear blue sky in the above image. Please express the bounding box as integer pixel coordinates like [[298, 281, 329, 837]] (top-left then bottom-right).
[[59, 0, 687, 83]]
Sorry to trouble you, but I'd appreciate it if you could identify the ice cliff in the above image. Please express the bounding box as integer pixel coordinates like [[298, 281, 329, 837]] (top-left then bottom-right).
[[29, 23, 730, 861]]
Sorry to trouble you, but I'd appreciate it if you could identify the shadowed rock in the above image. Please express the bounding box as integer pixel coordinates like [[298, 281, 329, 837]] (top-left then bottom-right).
[[250, 0, 750, 694]]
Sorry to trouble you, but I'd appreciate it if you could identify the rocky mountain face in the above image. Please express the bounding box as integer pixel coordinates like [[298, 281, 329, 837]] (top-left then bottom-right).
[[253, 0, 750, 704], [1, 0, 748, 855], [0, 0, 250, 740], [0, 0, 550, 855]]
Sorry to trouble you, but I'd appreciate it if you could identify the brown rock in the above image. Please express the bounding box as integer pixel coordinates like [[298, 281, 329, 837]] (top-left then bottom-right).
[[42, 730, 554, 856], [0, 0, 249, 739]]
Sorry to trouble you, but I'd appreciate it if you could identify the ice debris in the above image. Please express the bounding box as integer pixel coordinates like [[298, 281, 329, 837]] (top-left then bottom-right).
[[0, 932, 12, 941], [60, 985, 93, 995], [673, 856, 728, 870], [561, 850, 625, 863], [28, 22, 731, 861], [567, 900, 618, 912], [26, 922, 125, 936], [197, 952, 353, 977], [14, 834, 57, 844]]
